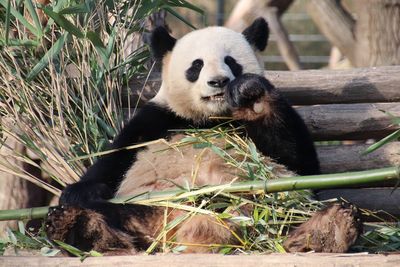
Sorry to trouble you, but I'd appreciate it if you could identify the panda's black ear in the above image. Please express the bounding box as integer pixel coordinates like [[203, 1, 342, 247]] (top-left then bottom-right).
[[242, 18, 269, 51], [150, 26, 176, 59]]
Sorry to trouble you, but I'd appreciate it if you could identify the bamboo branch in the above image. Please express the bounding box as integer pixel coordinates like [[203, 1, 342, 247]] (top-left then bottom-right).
[[0, 167, 398, 221]]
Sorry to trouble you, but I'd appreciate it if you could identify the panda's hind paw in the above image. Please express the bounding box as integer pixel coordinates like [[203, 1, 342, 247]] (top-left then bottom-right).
[[283, 202, 362, 253], [45, 204, 137, 254], [45, 204, 84, 243]]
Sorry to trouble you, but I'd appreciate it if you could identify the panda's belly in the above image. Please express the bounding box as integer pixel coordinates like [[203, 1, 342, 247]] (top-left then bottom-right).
[[115, 134, 241, 197], [115, 134, 295, 198]]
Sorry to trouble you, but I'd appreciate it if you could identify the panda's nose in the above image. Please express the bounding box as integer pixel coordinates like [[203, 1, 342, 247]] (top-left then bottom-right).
[[207, 76, 230, 88]]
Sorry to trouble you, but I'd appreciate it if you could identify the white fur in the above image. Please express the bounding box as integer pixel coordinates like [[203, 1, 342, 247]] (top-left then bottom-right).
[[152, 26, 264, 121]]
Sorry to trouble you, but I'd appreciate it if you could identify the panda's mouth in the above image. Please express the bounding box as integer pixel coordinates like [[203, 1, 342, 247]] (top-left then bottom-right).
[[201, 92, 225, 102]]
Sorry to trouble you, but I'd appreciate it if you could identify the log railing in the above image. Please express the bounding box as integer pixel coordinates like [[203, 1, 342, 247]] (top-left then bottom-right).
[[129, 66, 400, 105]]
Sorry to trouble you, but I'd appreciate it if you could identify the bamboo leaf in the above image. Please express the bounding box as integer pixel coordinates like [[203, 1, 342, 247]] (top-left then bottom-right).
[[219, 247, 232, 254], [6, 228, 17, 245], [24, 0, 43, 36], [363, 129, 400, 155], [26, 33, 68, 81], [89, 250, 103, 257], [58, 3, 90, 15], [4, 0, 11, 45], [42, 7, 85, 38], [249, 142, 259, 161], [52, 0, 69, 12], [164, 6, 197, 29], [53, 240, 84, 257], [17, 221, 25, 235], [211, 145, 227, 158], [274, 242, 286, 253], [166, 0, 204, 14], [0, 38, 40, 47], [379, 109, 400, 126], [86, 31, 108, 66], [40, 247, 61, 257], [105, 28, 116, 60], [132, 0, 162, 21], [247, 163, 255, 180]]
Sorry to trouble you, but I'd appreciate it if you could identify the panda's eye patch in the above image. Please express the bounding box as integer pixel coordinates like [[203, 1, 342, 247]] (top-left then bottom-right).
[[224, 56, 243, 77], [185, 59, 204, 82]]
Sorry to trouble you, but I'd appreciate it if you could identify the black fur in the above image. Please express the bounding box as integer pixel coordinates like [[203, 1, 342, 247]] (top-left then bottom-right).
[[150, 26, 176, 59], [46, 202, 158, 252], [224, 56, 243, 77], [185, 59, 204, 82], [226, 73, 271, 108], [74, 201, 158, 249], [242, 18, 269, 51], [227, 74, 320, 175]]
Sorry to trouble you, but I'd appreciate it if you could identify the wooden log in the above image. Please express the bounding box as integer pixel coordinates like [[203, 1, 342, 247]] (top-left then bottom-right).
[[125, 102, 399, 140], [125, 102, 400, 141], [296, 102, 400, 140], [317, 142, 400, 174], [267, 66, 400, 105], [127, 66, 400, 106], [1, 253, 399, 267]]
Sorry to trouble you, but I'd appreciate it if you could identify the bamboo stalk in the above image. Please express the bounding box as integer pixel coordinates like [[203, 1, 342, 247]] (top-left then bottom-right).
[[0, 206, 50, 221], [0, 166, 398, 221]]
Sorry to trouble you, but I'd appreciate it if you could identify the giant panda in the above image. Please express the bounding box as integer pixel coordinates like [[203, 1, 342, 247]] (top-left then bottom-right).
[[45, 18, 361, 254]]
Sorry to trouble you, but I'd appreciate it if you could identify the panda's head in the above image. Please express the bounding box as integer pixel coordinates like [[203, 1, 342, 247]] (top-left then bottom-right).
[[151, 18, 269, 122]]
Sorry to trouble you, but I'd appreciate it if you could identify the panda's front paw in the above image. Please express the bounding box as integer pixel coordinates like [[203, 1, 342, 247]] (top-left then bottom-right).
[[226, 73, 276, 121]]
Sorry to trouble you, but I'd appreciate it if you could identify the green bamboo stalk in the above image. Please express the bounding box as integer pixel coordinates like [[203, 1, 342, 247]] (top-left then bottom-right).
[[0, 166, 399, 221], [0, 206, 50, 221]]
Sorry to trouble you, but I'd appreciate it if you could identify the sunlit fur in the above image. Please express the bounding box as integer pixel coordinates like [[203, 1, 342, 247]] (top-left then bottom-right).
[[116, 134, 294, 198], [152, 27, 264, 122]]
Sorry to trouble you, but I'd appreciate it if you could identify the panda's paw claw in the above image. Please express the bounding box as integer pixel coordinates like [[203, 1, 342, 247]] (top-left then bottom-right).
[[45, 205, 84, 242]]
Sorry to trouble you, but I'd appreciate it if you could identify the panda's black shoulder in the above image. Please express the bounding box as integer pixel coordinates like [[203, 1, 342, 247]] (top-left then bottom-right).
[[111, 102, 189, 148]]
